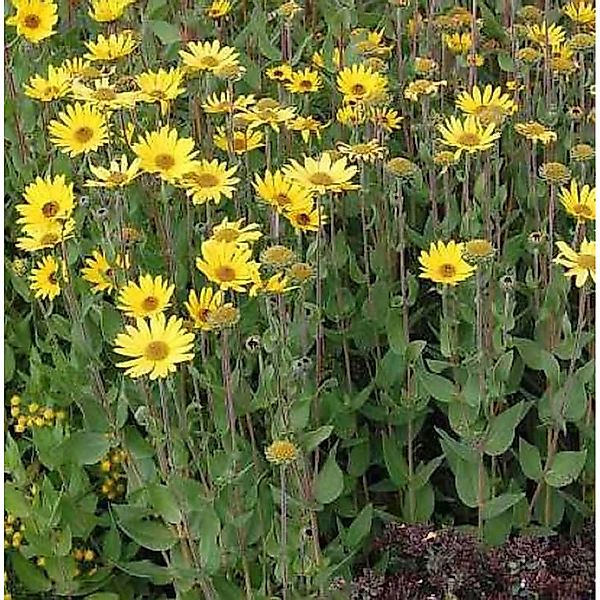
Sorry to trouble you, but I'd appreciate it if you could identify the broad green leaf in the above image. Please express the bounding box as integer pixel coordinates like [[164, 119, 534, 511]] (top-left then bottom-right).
[[416, 368, 456, 403], [481, 492, 525, 520], [147, 484, 181, 524], [545, 450, 587, 488], [113, 506, 177, 551], [454, 459, 483, 509], [314, 449, 344, 505], [302, 426, 334, 453], [11, 553, 51, 593], [484, 401, 531, 456], [411, 455, 444, 490], [382, 434, 408, 488], [5, 344, 15, 382], [513, 338, 560, 385], [147, 20, 181, 44], [61, 432, 110, 465], [519, 438, 543, 481], [386, 309, 406, 355], [497, 53, 514, 72], [345, 503, 373, 549]]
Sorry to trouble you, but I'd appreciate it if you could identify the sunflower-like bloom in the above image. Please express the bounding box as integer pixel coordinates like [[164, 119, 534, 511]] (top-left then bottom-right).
[[84, 31, 137, 61], [266, 64, 293, 82], [16, 174, 75, 228], [455, 85, 518, 125], [81, 250, 127, 293], [437, 115, 500, 159], [563, 2, 595, 25], [16, 219, 76, 253], [195, 240, 258, 292], [404, 79, 447, 102], [89, 0, 134, 22], [70, 77, 138, 110], [443, 32, 472, 54], [253, 169, 315, 214], [526, 22, 566, 50], [418, 241, 476, 285], [135, 68, 186, 115], [206, 0, 232, 18], [265, 440, 299, 465], [24, 64, 70, 102], [285, 202, 327, 232], [6, 0, 57, 43], [337, 140, 386, 163], [514, 121, 557, 145], [250, 272, 295, 297], [210, 217, 262, 247], [132, 126, 198, 182], [179, 159, 239, 205], [368, 107, 404, 132], [179, 39, 240, 73], [86, 155, 141, 188], [336, 103, 366, 127], [48, 102, 108, 157], [60, 57, 98, 80], [240, 98, 297, 133], [117, 274, 174, 319], [336, 64, 388, 105], [29, 255, 61, 300], [559, 180, 595, 221], [185, 287, 226, 330], [283, 153, 358, 195], [113, 314, 195, 380], [554, 240, 596, 287], [202, 91, 256, 114], [213, 127, 264, 154], [285, 68, 322, 94]]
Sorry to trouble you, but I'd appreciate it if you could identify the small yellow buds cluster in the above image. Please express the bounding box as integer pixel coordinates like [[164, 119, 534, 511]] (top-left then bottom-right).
[[98, 449, 127, 500], [9, 396, 65, 434], [72, 547, 98, 577], [4, 514, 25, 549]]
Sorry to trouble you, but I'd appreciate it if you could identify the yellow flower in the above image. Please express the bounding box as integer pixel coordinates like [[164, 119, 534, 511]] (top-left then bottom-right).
[[16, 174, 75, 228], [210, 217, 262, 246], [527, 22, 566, 50], [240, 98, 297, 133], [455, 85, 517, 125], [463, 239, 495, 263], [253, 169, 315, 213], [185, 287, 226, 330], [179, 40, 240, 73], [414, 56, 438, 75], [285, 68, 322, 94], [16, 219, 76, 253], [311, 48, 342, 70], [283, 153, 358, 195], [29, 255, 61, 300], [23, 64, 70, 102], [260, 245, 296, 268], [117, 274, 174, 319], [563, 2, 595, 25], [70, 77, 138, 110], [60, 57, 98, 80], [539, 162, 571, 185], [404, 79, 447, 102], [135, 68, 186, 115], [571, 143, 595, 162], [368, 107, 403, 132], [418, 241, 476, 285], [213, 127, 264, 154], [195, 240, 258, 292], [386, 157, 419, 180], [285, 202, 326, 232], [6, 0, 57, 43], [514, 121, 557, 145], [554, 240, 596, 287], [353, 28, 393, 57], [84, 31, 137, 61], [113, 314, 195, 380], [250, 272, 295, 297], [203, 91, 256, 114], [81, 250, 127, 293], [559, 180, 595, 221], [288, 115, 327, 144], [443, 32, 472, 54], [336, 103, 366, 127], [88, 0, 134, 22], [179, 159, 239, 205], [288, 262, 313, 282], [206, 305, 240, 329], [48, 103, 108, 157], [86, 154, 141, 188], [337, 139, 386, 163], [132, 125, 198, 182], [206, 0, 232, 18], [265, 440, 299, 465], [266, 64, 293, 82], [437, 115, 500, 158], [336, 64, 388, 105]]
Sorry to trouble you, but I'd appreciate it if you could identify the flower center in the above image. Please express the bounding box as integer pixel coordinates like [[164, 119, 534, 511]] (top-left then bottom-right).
[[94, 88, 117, 101], [299, 79, 314, 90], [351, 83, 367, 96], [457, 132, 482, 146], [191, 172, 219, 188], [24, 14, 40, 29], [215, 265, 236, 281], [233, 137, 247, 151], [213, 228, 240, 242], [573, 203, 592, 218], [200, 56, 219, 68], [275, 193, 291, 207], [47, 273, 58, 285], [577, 254, 595, 270], [42, 201, 59, 218], [107, 172, 128, 185], [144, 341, 169, 361], [150, 90, 167, 100], [45, 86, 60, 97], [141, 296, 159, 311], [40, 233, 59, 246], [74, 127, 94, 143], [439, 263, 457, 278], [155, 153, 175, 170], [308, 172, 334, 185], [296, 213, 311, 225]]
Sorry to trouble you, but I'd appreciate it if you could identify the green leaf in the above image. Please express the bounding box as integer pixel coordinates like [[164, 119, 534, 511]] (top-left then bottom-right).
[[147, 484, 181, 524], [147, 20, 181, 44], [86, 594, 121, 600], [497, 53, 514, 72], [481, 493, 525, 520], [386, 309, 406, 355], [484, 401, 531, 456], [61, 432, 110, 465], [513, 338, 560, 385], [416, 368, 455, 403], [5, 344, 15, 382], [519, 438, 543, 481], [302, 426, 334, 453], [113, 506, 178, 551], [345, 503, 373, 549], [412, 455, 444, 490], [314, 449, 344, 505], [493, 351, 514, 384], [545, 450, 587, 488], [454, 459, 481, 508], [11, 553, 51, 593], [382, 434, 408, 488]]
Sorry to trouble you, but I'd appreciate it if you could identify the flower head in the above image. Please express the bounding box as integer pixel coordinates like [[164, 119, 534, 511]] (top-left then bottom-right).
[[6, 0, 57, 43], [554, 240, 596, 287], [418, 240, 476, 285], [84, 31, 137, 61], [559, 180, 595, 221], [265, 440, 299, 465], [117, 274, 175, 318], [29, 255, 62, 300], [48, 103, 108, 157]]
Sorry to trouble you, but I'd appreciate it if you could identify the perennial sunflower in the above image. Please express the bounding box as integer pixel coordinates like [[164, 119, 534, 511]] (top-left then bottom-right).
[[16, 174, 75, 227], [559, 180, 595, 221], [179, 40, 240, 73], [29, 255, 62, 300], [253, 169, 315, 213], [418, 241, 476, 285], [24, 65, 70, 102], [70, 78, 138, 110], [213, 128, 264, 154], [48, 103, 108, 157], [86, 155, 141, 188], [6, 0, 57, 43], [117, 274, 174, 318], [437, 115, 500, 158], [81, 250, 127, 293], [514, 121, 557, 145], [336, 64, 388, 104], [135, 68, 186, 114], [185, 287, 226, 330], [113, 314, 195, 380], [89, 0, 134, 22], [283, 153, 358, 194], [211, 218, 262, 246], [179, 159, 239, 205], [554, 240, 596, 287], [16, 219, 76, 253], [455, 85, 517, 125], [285, 68, 322, 94], [84, 31, 137, 61], [195, 240, 258, 292]]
